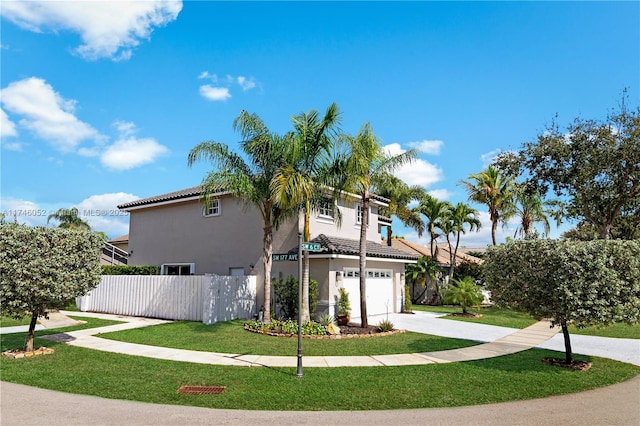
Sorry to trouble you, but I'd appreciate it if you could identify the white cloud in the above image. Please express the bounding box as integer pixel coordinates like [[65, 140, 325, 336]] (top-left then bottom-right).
[[237, 76, 256, 91], [199, 85, 231, 101], [101, 137, 168, 170], [76, 192, 138, 236], [409, 139, 443, 155], [0, 77, 101, 151], [428, 189, 453, 200], [480, 149, 503, 167], [198, 71, 217, 81], [384, 143, 444, 188], [1, 108, 18, 138], [0, 197, 46, 227], [0, 1, 182, 61]]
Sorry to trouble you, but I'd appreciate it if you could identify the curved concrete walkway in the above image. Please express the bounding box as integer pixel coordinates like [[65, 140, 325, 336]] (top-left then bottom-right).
[[38, 311, 562, 368]]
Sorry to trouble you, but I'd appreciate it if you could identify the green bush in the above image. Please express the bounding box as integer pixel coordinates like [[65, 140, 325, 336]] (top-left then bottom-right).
[[337, 287, 351, 315], [403, 284, 412, 312], [101, 265, 159, 275], [444, 276, 484, 314], [273, 275, 319, 320], [377, 319, 394, 332]]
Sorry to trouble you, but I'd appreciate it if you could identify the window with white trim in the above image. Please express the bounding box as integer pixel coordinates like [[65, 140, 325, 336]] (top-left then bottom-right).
[[318, 198, 334, 218], [161, 263, 195, 275], [356, 204, 370, 226], [344, 268, 391, 279], [203, 199, 221, 217]]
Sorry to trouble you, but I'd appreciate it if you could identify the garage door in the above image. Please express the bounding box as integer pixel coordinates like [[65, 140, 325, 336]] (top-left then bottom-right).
[[342, 268, 394, 320]]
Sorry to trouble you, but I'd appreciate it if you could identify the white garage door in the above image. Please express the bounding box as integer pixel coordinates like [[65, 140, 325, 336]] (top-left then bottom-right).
[[342, 268, 394, 320]]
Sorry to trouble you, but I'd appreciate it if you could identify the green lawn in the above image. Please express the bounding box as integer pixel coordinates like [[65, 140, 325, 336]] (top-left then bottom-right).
[[0, 316, 126, 352], [98, 320, 480, 356], [2, 317, 638, 410], [1, 338, 637, 411], [0, 316, 32, 328], [412, 305, 640, 339]]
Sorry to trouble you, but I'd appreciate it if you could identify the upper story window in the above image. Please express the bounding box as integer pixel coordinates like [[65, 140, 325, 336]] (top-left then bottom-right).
[[203, 199, 221, 217], [356, 204, 370, 226], [318, 198, 335, 219]]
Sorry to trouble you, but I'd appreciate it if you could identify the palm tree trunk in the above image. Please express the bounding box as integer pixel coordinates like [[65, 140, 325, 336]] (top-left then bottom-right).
[[262, 223, 273, 323], [491, 219, 498, 246], [359, 196, 369, 327]]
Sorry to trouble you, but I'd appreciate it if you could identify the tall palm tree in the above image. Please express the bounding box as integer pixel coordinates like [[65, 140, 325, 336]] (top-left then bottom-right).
[[47, 207, 91, 231], [339, 122, 417, 327], [188, 110, 289, 323], [460, 166, 515, 245], [271, 102, 341, 322], [513, 188, 556, 239], [413, 195, 451, 259], [376, 175, 426, 245], [405, 256, 441, 304], [441, 202, 481, 279]]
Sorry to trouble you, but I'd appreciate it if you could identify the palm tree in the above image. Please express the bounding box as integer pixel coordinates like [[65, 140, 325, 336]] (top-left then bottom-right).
[[188, 110, 289, 323], [460, 166, 515, 245], [513, 188, 557, 239], [413, 195, 451, 259], [271, 103, 341, 322], [47, 207, 91, 231], [442, 202, 481, 279], [376, 175, 426, 245], [339, 122, 417, 327], [405, 256, 441, 304]]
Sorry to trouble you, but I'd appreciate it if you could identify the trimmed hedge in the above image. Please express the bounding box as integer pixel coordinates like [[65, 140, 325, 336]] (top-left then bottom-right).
[[101, 265, 159, 275]]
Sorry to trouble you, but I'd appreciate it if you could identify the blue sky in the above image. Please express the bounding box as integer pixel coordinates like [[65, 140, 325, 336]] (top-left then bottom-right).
[[1, 1, 638, 246]]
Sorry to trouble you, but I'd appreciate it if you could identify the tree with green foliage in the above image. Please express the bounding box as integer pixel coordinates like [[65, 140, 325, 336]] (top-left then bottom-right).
[[460, 166, 516, 245], [338, 122, 417, 327], [440, 202, 481, 279], [273, 275, 318, 320], [444, 276, 484, 314], [413, 195, 451, 259], [511, 189, 558, 239], [495, 97, 639, 239], [375, 175, 426, 244], [484, 239, 640, 364], [188, 110, 292, 323], [405, 256, 442, 304], [47, 207, 91, 231], [271, 103, 342, 322], [0, 224, 103, 351]]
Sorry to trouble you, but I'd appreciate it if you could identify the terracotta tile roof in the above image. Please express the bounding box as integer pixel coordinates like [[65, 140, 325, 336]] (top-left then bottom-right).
[[296, 234, 419, 261], [385, 239, 483, 266], [117, 186, 204, 209], [108, 234, 129, 243]]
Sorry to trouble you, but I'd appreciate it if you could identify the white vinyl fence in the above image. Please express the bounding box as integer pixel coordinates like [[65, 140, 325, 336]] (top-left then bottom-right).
[[76, 275, 256, 324]]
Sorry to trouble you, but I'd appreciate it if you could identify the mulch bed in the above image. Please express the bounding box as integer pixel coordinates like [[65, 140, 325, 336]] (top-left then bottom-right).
[[542, 357, 592, 371], [2, 347, 55, 359], [177, 385, 226, 395]]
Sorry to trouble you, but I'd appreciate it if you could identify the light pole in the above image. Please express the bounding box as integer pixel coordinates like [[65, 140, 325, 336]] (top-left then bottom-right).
[[297, 232, 303, 378]]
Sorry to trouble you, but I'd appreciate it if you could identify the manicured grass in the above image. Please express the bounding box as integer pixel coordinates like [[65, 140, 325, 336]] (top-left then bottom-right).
[[412, 305, 538, 329], [1, 340, 637, 410], [98, 320, 480, 356], [0, 316, 126, 352], [569, 323, 640, 339], [0, 316, 32, 328], [412, 305, 640, 339]]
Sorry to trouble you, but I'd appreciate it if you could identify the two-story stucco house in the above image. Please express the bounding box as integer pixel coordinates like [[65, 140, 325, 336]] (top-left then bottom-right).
[[117, 186, 418, 322]]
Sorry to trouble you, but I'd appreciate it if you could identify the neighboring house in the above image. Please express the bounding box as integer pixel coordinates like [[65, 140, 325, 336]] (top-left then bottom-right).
[[117, 186, 418, 321], [108, 234, 129, 253], [385, 239, 483, 268], [101, 234, 129, 266]]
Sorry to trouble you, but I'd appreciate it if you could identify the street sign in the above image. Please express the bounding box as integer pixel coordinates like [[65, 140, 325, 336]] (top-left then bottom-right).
[[301, 242, 321, 251], [272, 253, 299, 261]]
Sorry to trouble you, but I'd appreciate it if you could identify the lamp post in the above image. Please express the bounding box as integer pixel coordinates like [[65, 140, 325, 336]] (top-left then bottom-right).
[[297, 232, 303, 378]]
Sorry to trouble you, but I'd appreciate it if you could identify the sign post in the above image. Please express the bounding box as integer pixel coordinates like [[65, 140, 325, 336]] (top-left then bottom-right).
[[297, 232, 303, 378]]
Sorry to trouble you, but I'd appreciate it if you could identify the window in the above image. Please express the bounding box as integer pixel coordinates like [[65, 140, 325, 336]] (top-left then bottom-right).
[[318, 198, 334, 218], [161, 263, 195, 275], [344, 268, 391, 279], [356, 204, 370, 226], [203, 199, 221, 217]]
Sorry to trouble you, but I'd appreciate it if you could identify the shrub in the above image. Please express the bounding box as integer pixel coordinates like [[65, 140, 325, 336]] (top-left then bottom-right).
[[319, 313, 336, 326], [377, 319, 394, 332], [444, 276, 484, 314], [273, 275, 319, 320], [101, 265, 159, 275], [337, 287, 351, 315], [403, 284, 412, 312]]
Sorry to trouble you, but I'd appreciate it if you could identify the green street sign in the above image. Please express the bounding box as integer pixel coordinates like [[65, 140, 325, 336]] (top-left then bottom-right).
[[272, 253, 299, 261], [301, 242, 321, 251]]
